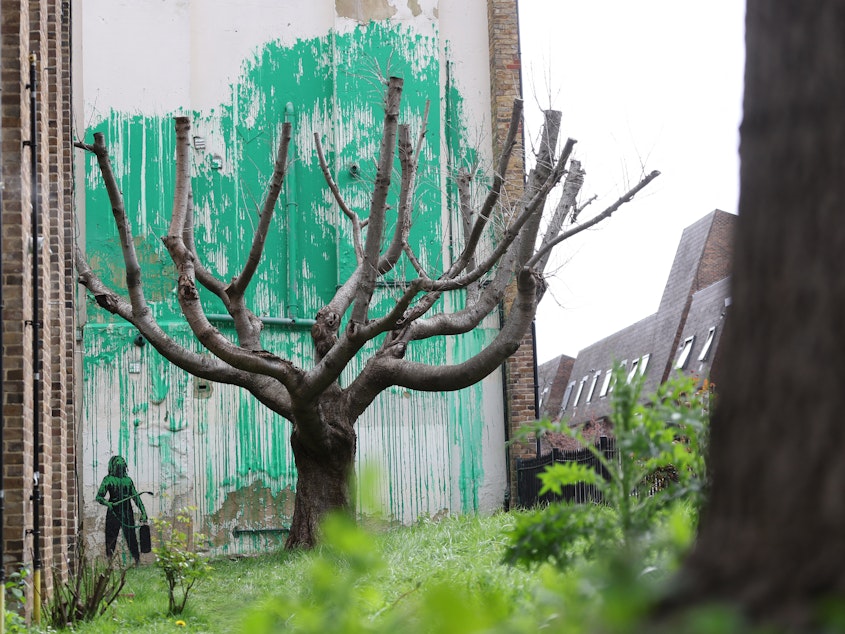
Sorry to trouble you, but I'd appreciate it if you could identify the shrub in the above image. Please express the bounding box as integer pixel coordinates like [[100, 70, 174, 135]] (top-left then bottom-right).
[[504, 366, 710, 570], [152, 507, 211, 615]]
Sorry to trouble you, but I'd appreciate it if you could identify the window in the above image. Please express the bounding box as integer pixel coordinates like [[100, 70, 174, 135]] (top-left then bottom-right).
[[598, 370, 613, 397], [573, 376, 588, 407], [539, 386, 549, 410], [675, 336, 695, 369], [586, 371, 601, 403], [561, 381, 575, 412], [626, 359, 640, 383], [698, 326, 717, 362], [639, 353, 650, 376]]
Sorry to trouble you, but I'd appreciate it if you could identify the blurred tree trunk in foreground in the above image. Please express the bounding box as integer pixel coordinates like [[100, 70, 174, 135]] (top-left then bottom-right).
[[677, 1, 845, 629]]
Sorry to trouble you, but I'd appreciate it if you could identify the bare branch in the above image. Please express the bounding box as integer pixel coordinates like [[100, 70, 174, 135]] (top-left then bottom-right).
[[315, 132, 364, 262], [184, 189, 228, 299], [378, 99, 429, 274], [158, 117, 304, 387], [457, 169, 477, 278], [377, 123, 414, 273], [403, 242, 428, 278], [74, 246, 293, 417], [410, 137, 577, 297], [448, 99, 523, 278], [229, 122, 292, 296], [527, 169, 661, 269], [573, 193, 597, 221], [534, 159, 586, 273], [345, 267, 540, 417], [80, 132, 152, 320], [350, 75, 404, 326]]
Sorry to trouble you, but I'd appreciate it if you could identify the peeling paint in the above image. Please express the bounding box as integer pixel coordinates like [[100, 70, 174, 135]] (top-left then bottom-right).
[[336, 0, 397, 22]]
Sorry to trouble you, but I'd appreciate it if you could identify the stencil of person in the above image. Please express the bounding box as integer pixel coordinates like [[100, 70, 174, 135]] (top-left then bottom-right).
[[96, 455, 147, 564]]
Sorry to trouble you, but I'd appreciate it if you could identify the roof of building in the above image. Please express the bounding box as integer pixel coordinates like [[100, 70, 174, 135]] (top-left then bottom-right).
[[548, 209, 735, 429], [537, 354, 575, 418]]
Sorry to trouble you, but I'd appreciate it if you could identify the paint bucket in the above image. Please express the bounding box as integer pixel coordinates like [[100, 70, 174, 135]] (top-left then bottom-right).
[[139, 523, 151, 554]]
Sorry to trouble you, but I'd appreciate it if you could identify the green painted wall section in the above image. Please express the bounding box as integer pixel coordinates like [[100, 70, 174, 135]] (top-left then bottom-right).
[[82, 22, 500, 551]]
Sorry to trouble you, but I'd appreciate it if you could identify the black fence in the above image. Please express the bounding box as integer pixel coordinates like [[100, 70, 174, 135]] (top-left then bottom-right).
[[515, 436, 617, 508]]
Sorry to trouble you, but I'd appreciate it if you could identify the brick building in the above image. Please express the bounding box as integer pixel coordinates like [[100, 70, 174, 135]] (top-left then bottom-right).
[[538, 209, 735, 444], [0, 0, 77, 608]]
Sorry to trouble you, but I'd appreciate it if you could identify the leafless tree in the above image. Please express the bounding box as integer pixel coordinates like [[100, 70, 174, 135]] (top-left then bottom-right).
[[75, 77, 657, 548]]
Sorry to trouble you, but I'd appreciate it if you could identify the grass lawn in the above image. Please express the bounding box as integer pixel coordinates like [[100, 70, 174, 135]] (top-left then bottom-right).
[[52, 512, 547, 634]]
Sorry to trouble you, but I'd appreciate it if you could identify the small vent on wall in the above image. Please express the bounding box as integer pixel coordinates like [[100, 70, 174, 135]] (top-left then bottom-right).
[[194, 376, 213, 399]]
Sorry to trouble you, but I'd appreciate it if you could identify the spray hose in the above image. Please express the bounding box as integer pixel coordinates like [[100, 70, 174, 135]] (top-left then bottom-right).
[[105, 491, 154, 529]]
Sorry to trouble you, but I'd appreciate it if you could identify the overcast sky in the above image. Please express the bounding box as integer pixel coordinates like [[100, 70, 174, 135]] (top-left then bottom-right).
[[518, 1, 746, 362]]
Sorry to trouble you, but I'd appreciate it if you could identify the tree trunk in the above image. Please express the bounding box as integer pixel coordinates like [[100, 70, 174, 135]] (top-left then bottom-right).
[[672, 1, 845, 629], [284, 418, 357, 549]]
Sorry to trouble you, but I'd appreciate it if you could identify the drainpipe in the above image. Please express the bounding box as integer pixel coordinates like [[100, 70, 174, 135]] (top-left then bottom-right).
[[531, 320, 541, 457], [206, 314, 315, 328], [0, 52, 6, 634], [25, 53, 42, 625], [498, 302, 512, 510], [283, 103, 299, 319]]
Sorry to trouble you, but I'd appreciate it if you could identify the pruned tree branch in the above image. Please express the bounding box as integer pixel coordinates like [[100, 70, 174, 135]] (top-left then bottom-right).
[[534, 159, 586, 274], [378, 99, 429, 274], [447, 99, 523, 279], [156, 117, 304, 387], [350, 75, 404, 326]]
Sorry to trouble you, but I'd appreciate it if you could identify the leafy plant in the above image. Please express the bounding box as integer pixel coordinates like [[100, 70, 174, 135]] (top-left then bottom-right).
[[43, 542, 128, 628], [505, 365, 711, 570], [152, 507, 211, 615], [4, 567, 29, 633]]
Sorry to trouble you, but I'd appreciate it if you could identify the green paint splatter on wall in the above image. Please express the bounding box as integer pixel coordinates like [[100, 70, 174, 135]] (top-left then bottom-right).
[[82, 21, 499, 547]]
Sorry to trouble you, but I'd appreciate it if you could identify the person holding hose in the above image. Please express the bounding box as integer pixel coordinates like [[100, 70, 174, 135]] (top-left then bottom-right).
[[96, 455, 147, 564]]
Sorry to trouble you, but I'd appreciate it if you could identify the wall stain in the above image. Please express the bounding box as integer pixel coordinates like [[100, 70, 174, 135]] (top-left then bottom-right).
[[208, 481, 295, 548]]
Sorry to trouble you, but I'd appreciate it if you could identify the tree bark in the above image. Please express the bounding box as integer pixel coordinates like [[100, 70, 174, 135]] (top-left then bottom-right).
[[285, 415, 357, 549], [671, 1, 845, 629]]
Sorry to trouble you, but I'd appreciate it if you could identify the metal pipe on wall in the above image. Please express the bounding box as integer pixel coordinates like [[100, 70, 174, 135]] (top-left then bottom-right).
[[206, 314, 315, 328], [283, 102, 300, 319], [0, 37, 6, 634], [25, 52, 42, 625]]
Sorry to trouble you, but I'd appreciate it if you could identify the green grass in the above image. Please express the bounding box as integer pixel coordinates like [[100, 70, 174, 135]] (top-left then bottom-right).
[[48, 513, 544, 634]]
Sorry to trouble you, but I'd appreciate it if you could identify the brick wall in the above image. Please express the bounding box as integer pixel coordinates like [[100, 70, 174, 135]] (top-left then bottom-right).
[[696, 210, 736, 291], [1, 0, 76, 613], [486, 0, 537, 507]]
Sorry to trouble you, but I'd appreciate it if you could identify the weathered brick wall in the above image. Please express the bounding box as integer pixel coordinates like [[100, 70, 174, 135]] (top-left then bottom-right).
[[487, 0, 536, 507], [696, 210, 736, 291], [1, 0, 76, 610]]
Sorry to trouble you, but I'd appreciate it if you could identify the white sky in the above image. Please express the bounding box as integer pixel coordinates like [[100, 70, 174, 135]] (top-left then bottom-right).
[[518, 1, 746, 362]]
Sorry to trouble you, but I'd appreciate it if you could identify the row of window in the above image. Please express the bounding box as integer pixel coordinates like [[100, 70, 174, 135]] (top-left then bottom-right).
[[560, 353, 651, 414], [674, 325, 716, 370], [558, 324, 719, 417]]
